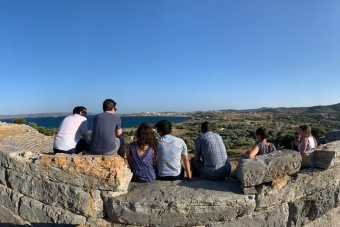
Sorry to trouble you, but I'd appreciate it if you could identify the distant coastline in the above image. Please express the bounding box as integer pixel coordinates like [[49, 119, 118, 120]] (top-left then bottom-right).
[[0, 115, 192, 130]]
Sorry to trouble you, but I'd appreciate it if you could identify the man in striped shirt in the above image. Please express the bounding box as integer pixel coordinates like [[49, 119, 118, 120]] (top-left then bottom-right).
[[191, 122, 231, 181]]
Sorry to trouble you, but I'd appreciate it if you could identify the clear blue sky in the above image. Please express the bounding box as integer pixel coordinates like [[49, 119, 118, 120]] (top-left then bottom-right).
[[1, 0, 339, 115]]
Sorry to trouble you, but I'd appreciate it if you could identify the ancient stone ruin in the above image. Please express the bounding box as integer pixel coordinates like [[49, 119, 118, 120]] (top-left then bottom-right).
[[1, 122, 340, 226]]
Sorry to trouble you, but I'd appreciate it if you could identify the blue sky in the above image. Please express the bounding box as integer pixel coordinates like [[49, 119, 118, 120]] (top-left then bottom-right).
[[1, 0, 339, 115]]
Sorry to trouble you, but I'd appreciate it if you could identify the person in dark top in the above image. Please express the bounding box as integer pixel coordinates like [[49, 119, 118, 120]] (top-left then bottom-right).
[[291, 131, 300, 151], [243, 127, 276, 159], [90, 99, 125, 157], [126, 123, 157, 183]]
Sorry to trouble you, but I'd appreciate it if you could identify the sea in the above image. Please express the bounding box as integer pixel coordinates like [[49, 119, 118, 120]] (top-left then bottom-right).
[[0, 115, 191, 130]]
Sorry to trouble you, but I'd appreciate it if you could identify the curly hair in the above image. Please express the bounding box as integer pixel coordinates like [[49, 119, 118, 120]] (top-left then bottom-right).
[[136, 122, 158, 152]]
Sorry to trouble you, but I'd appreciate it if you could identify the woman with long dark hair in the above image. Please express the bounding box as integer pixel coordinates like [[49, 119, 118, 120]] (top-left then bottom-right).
[[126, 122, 157, 183]]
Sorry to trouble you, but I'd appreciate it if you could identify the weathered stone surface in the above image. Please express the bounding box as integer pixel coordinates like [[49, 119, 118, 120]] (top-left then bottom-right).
[[210, 204, 289, 227], [37, 154, 133, 191], [301, 150, 315, 168], [0, 184, 23, 214], [0, 145, 132, 192], [314, 141, 340, 169], [19, 196, 87, 225], [0, 204, 27, 226], [304, 206, 340, 227], [234, 150, 301, 187], [6, 169, 104, 217], [325, 130, 340, 143], [256, 166, 340, 209], [103, 179, 255, 227], [287, 183, 340, 227], [0, 166, 6, 185]]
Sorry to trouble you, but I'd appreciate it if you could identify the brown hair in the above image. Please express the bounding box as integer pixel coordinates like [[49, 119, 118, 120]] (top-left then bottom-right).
[[136, 122, 158, 152], [256, 127, 269, 140], [299, 124, 312, 137]]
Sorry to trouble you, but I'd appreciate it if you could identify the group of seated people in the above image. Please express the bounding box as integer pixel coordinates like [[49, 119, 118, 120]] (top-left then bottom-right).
[[52, 98, 317, 183]]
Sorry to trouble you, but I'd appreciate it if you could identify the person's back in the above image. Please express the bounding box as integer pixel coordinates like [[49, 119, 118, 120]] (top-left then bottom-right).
[[53, 106, 88, 154], [157, 134, 186, 177], [128, 142, 156, 182], [91, 112, 120, 154], [196, 131, 228, 173], [256, 142, 276, 155], [90, 99, 125, 157], [192, 122, 231, 181], [155, 120, 192, 181]]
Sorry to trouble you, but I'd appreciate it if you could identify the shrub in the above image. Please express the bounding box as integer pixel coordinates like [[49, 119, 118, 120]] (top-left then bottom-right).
[[13, 118, 27, 125], [28, 122, 38, 129]]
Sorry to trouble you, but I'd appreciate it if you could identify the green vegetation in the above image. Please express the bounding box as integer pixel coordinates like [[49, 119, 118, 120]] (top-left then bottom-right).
[[13, 118, 27, 124], [12, 107, 340, 156], [12, 118, 57, 136]]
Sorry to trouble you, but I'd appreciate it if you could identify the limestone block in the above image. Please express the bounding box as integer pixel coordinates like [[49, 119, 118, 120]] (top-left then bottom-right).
[[301, 150, 315, 168], [1, 146, 132, 192], [0, 184, 23, 214], [19, 196, 87, 225], [0, 166, 6, 185], [325, 130, 340, 143], [287, 183, 340, 227], [103, 179, 256, 227], [37, 154, 133, 192], [314, 141, 340, 169], [210, 204, 289, 227], [0, 204, 27, 225], [256, 166, 340, 209], [304, 206, 340, 227], [6, 169, 104, 217], [234, 150, 301, 187]]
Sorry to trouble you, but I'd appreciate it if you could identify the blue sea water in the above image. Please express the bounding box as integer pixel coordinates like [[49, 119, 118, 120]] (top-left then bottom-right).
[[0, 115, 191, 130]]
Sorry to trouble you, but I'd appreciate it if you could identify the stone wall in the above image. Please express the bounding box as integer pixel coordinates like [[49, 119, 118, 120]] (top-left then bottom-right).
[[1, 123, 340, 227]]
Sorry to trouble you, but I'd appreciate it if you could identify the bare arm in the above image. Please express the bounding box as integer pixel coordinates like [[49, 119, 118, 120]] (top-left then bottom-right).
[[182, 154, 193, 180], [116, 128, 122, 137], [243, 145, 259, 159], [299, 137, 308, 155]]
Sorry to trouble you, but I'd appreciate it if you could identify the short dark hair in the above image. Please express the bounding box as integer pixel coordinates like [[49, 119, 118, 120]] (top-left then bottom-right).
[[155, 120, 172, 135], [256, 127, 269, 139], [73, 106, 86, 114], [103, 99, 116, 112], [201, 121, 212, 132]]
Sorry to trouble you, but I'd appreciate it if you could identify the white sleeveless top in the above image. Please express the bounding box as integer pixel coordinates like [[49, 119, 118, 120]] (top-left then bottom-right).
[[298, 136, 315, 151]]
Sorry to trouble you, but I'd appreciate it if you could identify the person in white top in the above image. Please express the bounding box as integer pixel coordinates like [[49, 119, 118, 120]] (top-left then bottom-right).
[[53, 106, 89, 154], [298, 124, 317, 155]]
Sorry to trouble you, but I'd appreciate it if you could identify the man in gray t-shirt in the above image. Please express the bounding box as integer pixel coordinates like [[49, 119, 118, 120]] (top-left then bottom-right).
[[90, 99, 125, 157]]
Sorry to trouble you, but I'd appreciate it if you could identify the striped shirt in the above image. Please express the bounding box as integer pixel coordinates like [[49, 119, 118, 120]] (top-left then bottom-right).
[[194, 132, 228, 175]]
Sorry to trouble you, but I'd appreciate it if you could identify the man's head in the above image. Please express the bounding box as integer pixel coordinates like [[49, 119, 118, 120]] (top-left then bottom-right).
[[201, 121, 212, 133], [103, 99, 117, 112], [73, 106, 87, 116], [155, 120, 172, 136]]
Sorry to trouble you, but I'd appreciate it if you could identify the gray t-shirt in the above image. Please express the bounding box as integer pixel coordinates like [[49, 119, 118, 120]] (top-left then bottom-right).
[[90, 112, 122, 154]]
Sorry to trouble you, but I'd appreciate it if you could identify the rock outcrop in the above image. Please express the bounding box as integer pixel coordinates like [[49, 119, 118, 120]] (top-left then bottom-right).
[[1, 123, 340, 226]]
